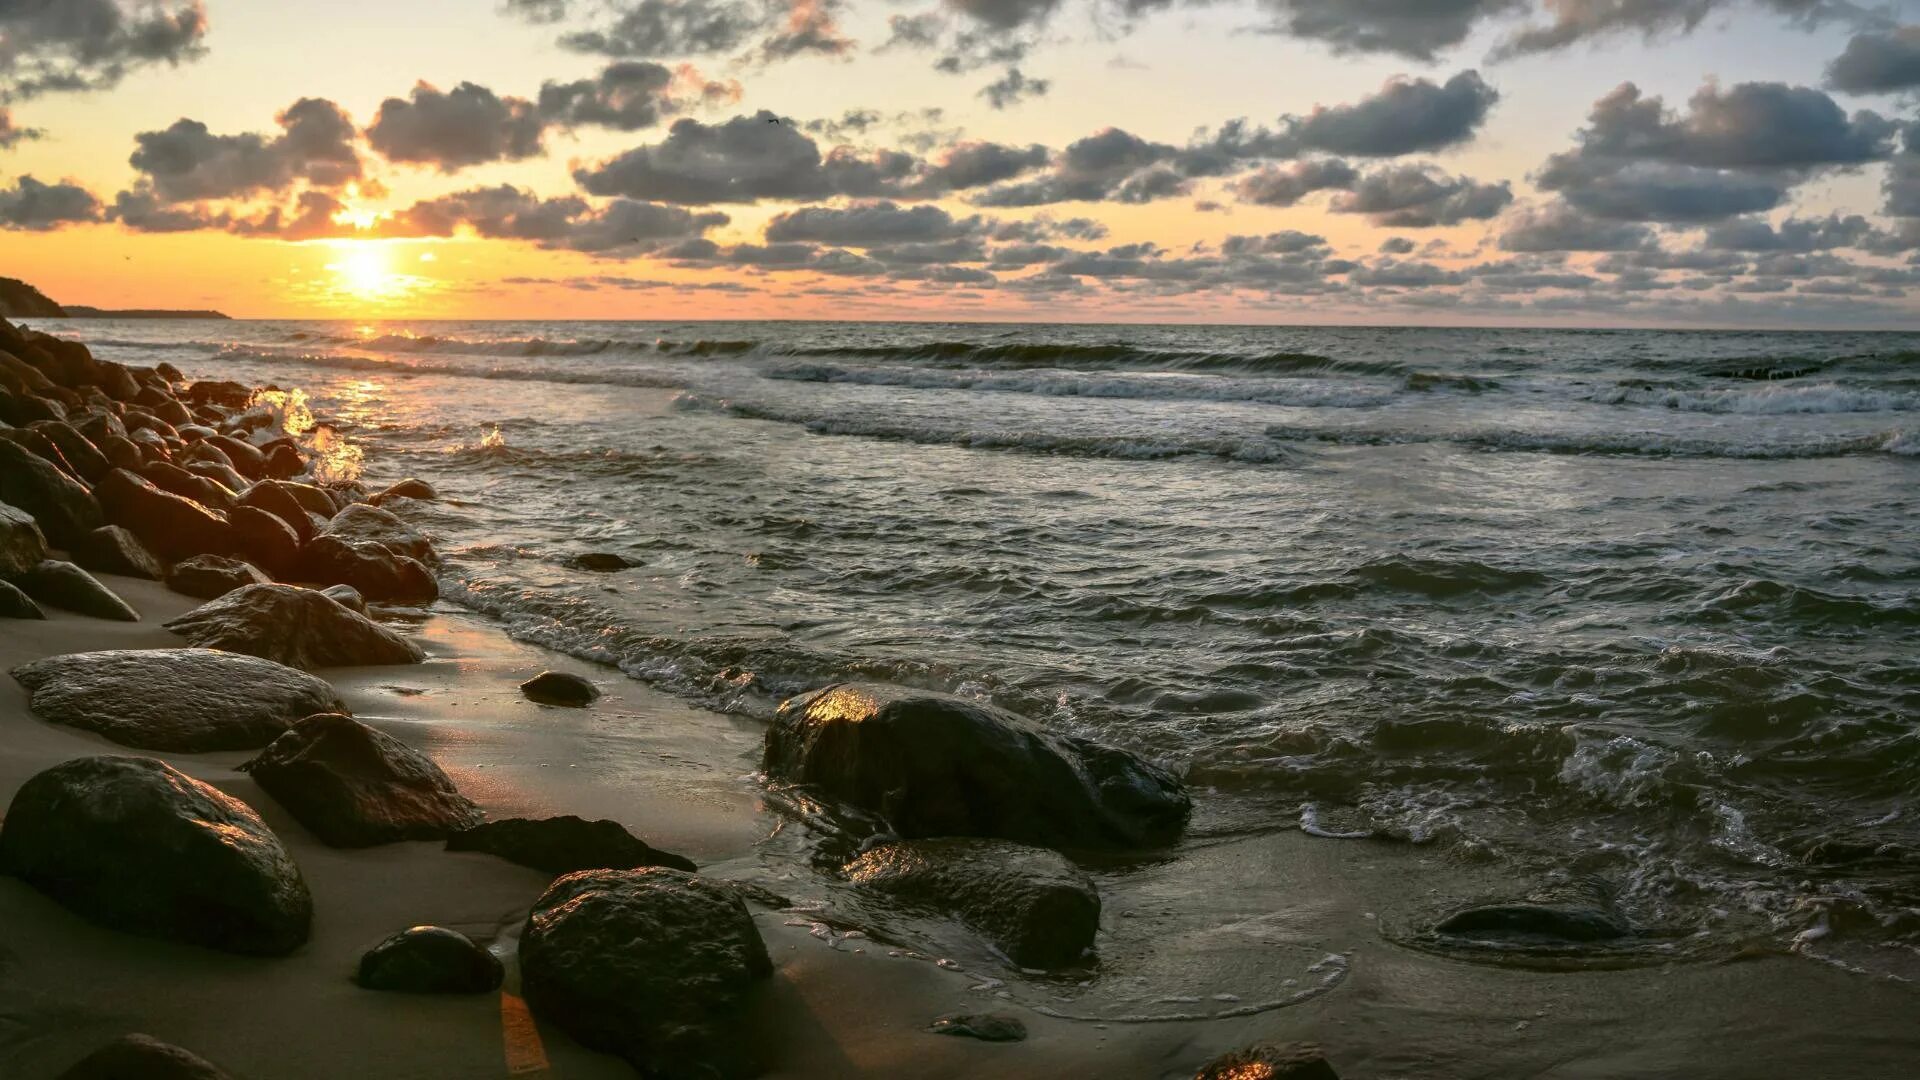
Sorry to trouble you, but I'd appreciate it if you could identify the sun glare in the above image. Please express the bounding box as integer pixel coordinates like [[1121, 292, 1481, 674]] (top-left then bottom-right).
[[315, 241, 431, 308]]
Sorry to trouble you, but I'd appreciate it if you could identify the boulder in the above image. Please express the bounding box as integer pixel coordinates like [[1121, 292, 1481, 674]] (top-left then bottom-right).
[[98, 433, 144, 471], [205, 435, 268, 479], [183, 458, 250, 495], [0, 756, 312, 955], [1195, 1045, 1340, 1080], [0, 437, 102, 546], [0, 424, 82, 480], [27, 419, 110, 482], [369, 477, 437, 504], [0, 499, 48, 577], [74, 410, 127, 446], [264, 442, 305, 480], [0, 580, 45, 619], [238, 481, 314, 543], [446, 816, 696, 876], [355, 926, 503, 994], [56, 1035, 235, 1080], [845, 839, 1100, 968], [166, 554, 271, 600], [520, 670, 600, 707], [94, 468, 230, 562], [272, 480, 337, 518], [239, 713, 483, 847], [1433, 891, 1628, 944], [11, 648, 345, 752], [229, 505, 301, 576], [565, 552, 643, 572], [163, 584, 424, 670], [929, 1014, 1027, 1042], [520, 868, 773, 1078], [320, 584, 366, 613], [320, 503, 436, 564], [141, 460, 237, 511], [71, 525, 165, 580], [17, 560, 140, 622], [768, 684, 1190, 851], [299, 536, 437, 605]]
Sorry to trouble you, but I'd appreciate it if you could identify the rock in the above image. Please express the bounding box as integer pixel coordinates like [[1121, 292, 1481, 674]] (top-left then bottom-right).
[[238, 480, 314, 543], [356, 926, 503, 994], [299, 535, 438, 604], [166, 554, 271, 600], [55, 1034, 236, 1080], [565, 551, 643, 572], [0, 756, 312, 955], [141, 460, 237, 511], [229, 505, 301, 576], [98, 433, 143, 470], [240, 713, 483, 847], [320, 503, 436, 564], [845, 839, 1099, 968], [205, 434, 268, 479], [320, 583, 367, 613], [17, 560, 140, 621], [94, 468, 231, 562], [446, 815, 696, 875], [369, 477, 437, 504], [768, 684, 1191, 851], [184, 458, 250, 495], [163, 584, 425, 670], [520, 670, 600, 707], [272, 480, 337, 518], [0, 580, 45, 618], [929, 1014, 1027, 1042], [0, 499, 49, 577], [27, 419, 110, 482], [11, 648, 345, 751], [73, 410, 127, 446], [0, 437, 103, 546], [0, 424, 82, 481], [1195, 1044, 1340, 1080], [1433, 900, 1628, 943], [71, 525, 165, 580], [520, 868, 773, 1078], [184, 380, 250, 409], [264, 442, 305, 480]]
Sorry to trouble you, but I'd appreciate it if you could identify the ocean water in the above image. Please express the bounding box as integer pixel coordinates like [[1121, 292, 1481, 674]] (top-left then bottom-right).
[[56, 317, 1920, 975]]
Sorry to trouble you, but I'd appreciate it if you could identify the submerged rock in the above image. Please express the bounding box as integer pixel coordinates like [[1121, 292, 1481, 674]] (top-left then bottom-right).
[[11, 648, 345, 751], [165, 554, 272, 600], [520, 868, 773, 1079], [565, 552, 642, 572], [0, 579, 45, 619], [95, 468, 230, 562], [1433, 900, 1628, 944], [17, 560, 140, 621], [369, 477, 437, 504], [163, 584, 425, 670], [447, 815, 696, 875], [240, 713, 484, 847], [845, 838, 1100, 969], [0, 499, 49, 577], [71, 524, 165, 580], [1195, 1044, 1340, 1080], [356, 926, 503, 994], [929, 1013, 1027, 1042], [0, 756, 312, 955], [768, 683, 1191, 851], [320, 503, 436, 564], [55, 1034, 236, 1080], [0, 437, 102, 546], [520, 670, 601, 707]]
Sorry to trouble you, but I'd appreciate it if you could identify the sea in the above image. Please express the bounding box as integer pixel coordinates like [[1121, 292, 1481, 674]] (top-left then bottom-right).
[[50, 318, 1920, 980]]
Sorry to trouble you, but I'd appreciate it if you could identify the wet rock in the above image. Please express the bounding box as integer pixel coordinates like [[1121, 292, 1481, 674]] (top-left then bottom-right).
[[369, 477, 437, 504], [768, 683, 1191, 851], [272, 480, 337, 518], [264, 442, 305, 480], [0, 499, 49, 577], [520, 670, 600, 707], [205, 434, 268, 480], [929, 1014, 1027, 1042], [0, 424, 82, 481], [240, 713, 484, 847], [237, 480, 314, 543], [355, 926, 504, 994], [447, 815, 696, 875], [299, 535, 438, 604], [184, 380, 253, 408], [166, 554, 271, 600], [0, 437, 102, 546], [320, 503, 436, 564], [229, 505, 301, 576], [1195, 1044, 1339, 1080], [184, 458, 250, 495], [564, 552, 642, 572], [11, 648, 345, 752], [55, 1034, 236, 1080], [27, 419, 110, 482], [95, 468, 231, 562], [98, 433, 143, 470], [1433, 899, 1628, 943], [0, 756, 312, 955], [520, 868, 773, 1078], [164, 584, 425, 670], [845, 838, 1100, 968], [321, 583, 367, 613], [141, 460, 237, 511], [17, 560, 140, 621], [0, 580, 45, 619], [72, 525, 165, 580]]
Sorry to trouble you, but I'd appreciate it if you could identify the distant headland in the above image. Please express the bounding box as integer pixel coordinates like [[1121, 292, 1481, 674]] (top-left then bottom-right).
[[0, 277, 229, 320]]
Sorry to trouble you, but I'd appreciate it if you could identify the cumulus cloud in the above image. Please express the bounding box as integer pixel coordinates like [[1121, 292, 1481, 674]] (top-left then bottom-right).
[[1497, 202, 1655, 250], [0, 0, 208, 100], [1826, 26, 1920, 94], [1231, 159, 1359, 206], [0, 174, 101, 229], [1330, 164, 1513, 226], [1495, 0, 1865, 59], [1, 107, 42, 149], [538, 61, 739, 131], [765, 201, 979, 244], [1248, 0, 1525, 61], [126, 98, 362, 203], [544, 0, 851, 65], [971, 127, 1176, 206], [379, 185, 729, 253], [980, 67, 1049, 109], [367, 81, 546, 172], [1267, 70, 1500, 157], [1703, 213, 1874, 251]]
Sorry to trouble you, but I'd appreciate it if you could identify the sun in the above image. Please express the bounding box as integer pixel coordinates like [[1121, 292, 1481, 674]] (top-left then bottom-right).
[[334, 245, 391, 296], [313, 241, 432, 308]]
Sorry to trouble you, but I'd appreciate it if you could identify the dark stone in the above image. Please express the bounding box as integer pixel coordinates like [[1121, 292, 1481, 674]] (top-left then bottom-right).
[[56, 1034, 236, 1080], [17, 560, 140, 621], [238, 480, 314, 543], [11, 648, 345, 752], [320, 584, 367, 613], [264, 442, 304, 480], [183, 458, 250, 495], [27, 419, 110, 482], [355, 926, 504, 994], [166, 554, 271, 600], [0, 756, 312, 955], [1195, 1044, 1340, 1080], [0, 424, 82, 481], [520, 868, 773, 1078], [0, 499, 49, 577], [94, 468, 231, 562], [141, 460, 237, 511], [520, 670, 601, 707], [447, 815, 696, 875], [369, 477, 437, 504], [98, 433, 143, 471], [845, 838, 1100, 969], [299, 535, 438, 604], [73, 410, 127, 446], [229, 505, 301, 576], [72, 525, 165, 580], [929, 1014, 1027, 1042], [564, 552, 643, 572], [320, 503, 436, 564], [768, 683, 1191, 851], [205, 435, 268, 480], [0, 579, 45, 619], [184, 380, 252, 409], [0, 437, 103, 546], [164, 584, 425, 670], [240, 713, 484, 847], [1433, 900, 1628, 943], [272, 480, 337, 518]]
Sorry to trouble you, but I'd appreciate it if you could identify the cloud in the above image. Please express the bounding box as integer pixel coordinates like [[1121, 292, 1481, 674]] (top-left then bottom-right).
[[1247, 0, 1524, 61], [911, 140, 1051, 193], [0, 0, 208, 100], [1, 108, 42, 149], [367, 81, 546, 172], [1496, 202, 1655, 250], [1231, 159, 1359, 206], [946, 0, 1062, 32], [503, 0, 570, 22], [757, 0, 855, 61], [1827, 26, 1920, 94], [549, 0, 850, 65], [1495, 0, 1865, 59], [126, 98, 362, 203], [1269, 70, 1499, 157], [1330, 164, 1513, 226], [537, 61, 739, 131], [980, 67, 1049, 109], [0, 175, 102, 229], [373, 185, 728, 254], [1703, 213, 1874, 251], [971, 127, 1176, 206], [765, 201, 980, 244]]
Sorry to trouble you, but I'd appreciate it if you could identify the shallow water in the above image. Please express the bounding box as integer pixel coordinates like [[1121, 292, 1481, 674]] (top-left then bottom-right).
[[57, 317, 1920, 977]]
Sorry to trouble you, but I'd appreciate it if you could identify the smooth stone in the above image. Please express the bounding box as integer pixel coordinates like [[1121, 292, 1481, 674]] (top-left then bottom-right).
[[0, 756, 312, 955], [0, 437, 103, 546], [205, 434, 268, 480], [55, 1034, 236, 1080], [1195, 1044, 1340, 1080], [240, 713, 484, 847], [1433, 900, 1629, 943], [18, 560, 140, 621], [71, 524, 165, 580], [355, 926, 504, 994], [845, 838, 1100, 969], [11, 648, 345, 751], [447, 815, 696, 875], [520, 868, 773, 1079], [368, 477, 437, 504], [520, 670, 601, 707], [26, 419, 110, 482], [564, 552, 642, 572], [0, 579, 46, 618], [95, 468, 230, 561], [299, 535, 438, 604], [319, 503, 436, 564], [321, 583, 367, 613], [264, 442, 305, 479], [0, 498, 49, 577], [228, 504, 302, 576], [99, 432, 144, 471], [929, 1013, 1028, 1042], [183, 458, 250, 495], [238, 480, 314, 543], [165, 554, 271, 600], [271, 480, 337, 518], [163, 583, 425, 671], [768, 683, 1191, 851], [184, 380, 251, 408]]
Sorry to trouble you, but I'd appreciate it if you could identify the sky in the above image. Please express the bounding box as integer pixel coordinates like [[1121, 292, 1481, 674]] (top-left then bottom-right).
[[1, 0, 1917, 325]]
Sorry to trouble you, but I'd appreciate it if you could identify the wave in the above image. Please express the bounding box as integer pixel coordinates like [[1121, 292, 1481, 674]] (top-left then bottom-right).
[[211, 347, 689, 390], [759, 362, 1401, 408], [784, 341, 1405, 378], [1591, 382, 1920, 415], [1263, 424, 1919, 459]]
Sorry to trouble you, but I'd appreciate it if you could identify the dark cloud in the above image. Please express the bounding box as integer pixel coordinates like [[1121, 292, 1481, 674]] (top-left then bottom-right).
[[126, 98, 362, 203], [980, 67, 1049, 109], [0, 107, 41, 149], [1330, 164, 1513, 226], [1497, 202, 1655, 250], [575, 110, 925, 203], [1248, 0, 1524, 61], [912, 140, 1051, 194], [1703, 213, 1874, 251], [0, 174, 101, 229], [557, 0, 763, 57], [946, 0, 1062, 32], [537, 61, 739, 132], [1495, 0, 1865, 59], [971, 127, 1175, 206], [503, 0, 570, 23], [0, 0, 208, 100], [1379, 236, 1417, 254], [1231, 159, 1359, 206], [1269, 70, 1499, 157], [378, 184, 727, 253], [757, 0, 855, 61], [765, 201, 979, 244], [1828, 26, 1920, 94], [368, 81, 545, 172]]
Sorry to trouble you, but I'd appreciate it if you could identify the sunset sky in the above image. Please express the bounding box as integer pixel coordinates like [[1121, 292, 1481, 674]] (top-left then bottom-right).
[[2, 0, 1917, 324]]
